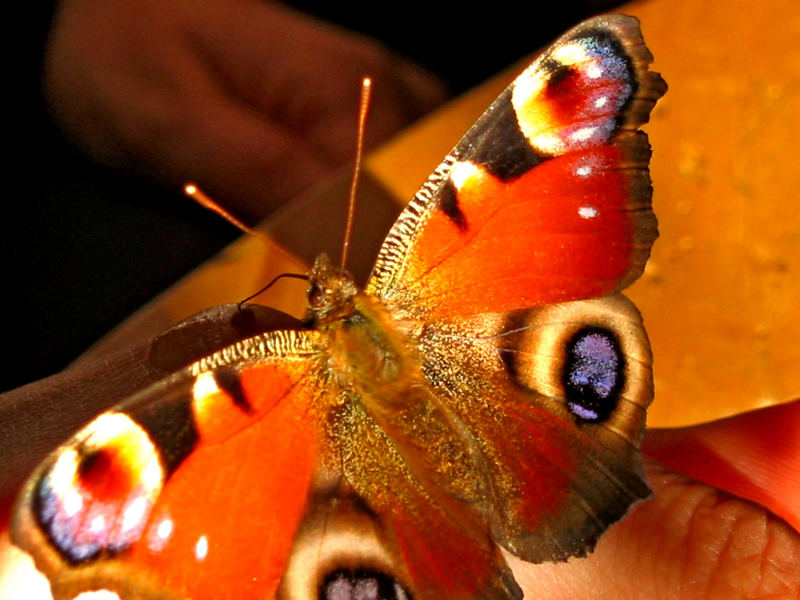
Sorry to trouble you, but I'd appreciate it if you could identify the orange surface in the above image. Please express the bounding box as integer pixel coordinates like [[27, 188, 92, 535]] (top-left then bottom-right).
[[627, 0, 800, 425]]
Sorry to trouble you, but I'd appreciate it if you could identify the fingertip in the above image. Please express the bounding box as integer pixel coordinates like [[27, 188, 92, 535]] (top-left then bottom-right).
[[644, 399, 800, 532]]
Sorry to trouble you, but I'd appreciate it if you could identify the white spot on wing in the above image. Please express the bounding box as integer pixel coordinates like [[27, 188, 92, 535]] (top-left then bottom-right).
[[89, 515, 105, 534], [147, 515, 174, 553], [578, 206, 599, 219], [121, 496, 148, 533], [570, 127, 598, 143], [195, 535, 209, 561], [193, 371, 220, 401], [63, 488, 83, 518], [74, 592, 122, 600], [157, 518, 174, 540]]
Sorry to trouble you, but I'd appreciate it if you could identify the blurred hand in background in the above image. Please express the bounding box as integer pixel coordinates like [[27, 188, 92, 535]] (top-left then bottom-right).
[[44, 0, 447, 221]]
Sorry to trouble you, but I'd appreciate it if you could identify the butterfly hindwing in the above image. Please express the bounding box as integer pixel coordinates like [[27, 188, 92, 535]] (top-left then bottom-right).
[[417, 293, 653, 562], [366, 15, 665, 319]]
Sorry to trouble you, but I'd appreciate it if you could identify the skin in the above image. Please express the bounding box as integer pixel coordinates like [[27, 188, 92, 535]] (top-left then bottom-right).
[[43, 0, 446, 221]]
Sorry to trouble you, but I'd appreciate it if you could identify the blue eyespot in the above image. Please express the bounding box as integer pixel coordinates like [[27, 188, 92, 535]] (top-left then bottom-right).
[[322, 568, 411, 600], [563, 328, 624, 422]]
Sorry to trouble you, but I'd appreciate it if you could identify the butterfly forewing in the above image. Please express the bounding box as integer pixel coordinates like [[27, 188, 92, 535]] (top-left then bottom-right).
[[366, 15, 665, 319], [12, 331, 327, 600]]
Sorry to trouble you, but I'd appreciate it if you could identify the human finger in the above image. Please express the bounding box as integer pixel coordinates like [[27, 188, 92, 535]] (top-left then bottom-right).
[[643, 400, 800, 532]]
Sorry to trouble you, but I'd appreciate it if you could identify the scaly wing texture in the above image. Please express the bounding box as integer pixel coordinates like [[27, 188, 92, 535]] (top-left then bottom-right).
[[357, 12, 662, 587], [272, 296, 654, 600], [278, 385, 524, 600]]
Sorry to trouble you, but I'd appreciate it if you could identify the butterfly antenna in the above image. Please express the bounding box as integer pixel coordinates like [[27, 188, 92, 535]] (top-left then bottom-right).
[[340, 77, 372, 271], [184, 184, 273, 243], [184, 183, 310, 304], [236, 272, 310, 309]]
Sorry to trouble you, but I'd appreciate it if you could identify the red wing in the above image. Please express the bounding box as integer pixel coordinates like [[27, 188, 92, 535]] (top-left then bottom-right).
[[12, 330, 326, 600], [366, 15, 665, 319]]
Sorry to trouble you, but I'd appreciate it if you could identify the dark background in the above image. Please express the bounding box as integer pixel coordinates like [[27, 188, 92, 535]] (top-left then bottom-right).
[[5, 1, 621, 392]]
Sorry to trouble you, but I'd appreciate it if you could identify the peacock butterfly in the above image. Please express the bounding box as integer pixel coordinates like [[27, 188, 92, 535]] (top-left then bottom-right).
[[11, 14, 666, 600]]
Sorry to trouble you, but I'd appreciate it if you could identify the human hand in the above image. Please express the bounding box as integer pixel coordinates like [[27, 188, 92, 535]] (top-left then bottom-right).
[[1, 309, 798, 598], [44, 0, 447, 221]]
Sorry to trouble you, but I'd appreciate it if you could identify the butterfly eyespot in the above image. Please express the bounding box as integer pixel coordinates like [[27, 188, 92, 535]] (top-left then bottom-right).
[[563, 327, 624, 422], [33, 413, 164, 563], [320, 568, 412, 600]]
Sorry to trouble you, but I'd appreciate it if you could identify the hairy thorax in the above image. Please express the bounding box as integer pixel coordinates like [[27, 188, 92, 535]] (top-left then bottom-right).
[[306, 254, 420, 404]]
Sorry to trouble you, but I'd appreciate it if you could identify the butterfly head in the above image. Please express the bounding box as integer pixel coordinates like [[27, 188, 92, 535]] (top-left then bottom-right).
[[307, 254, 359, 323]]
